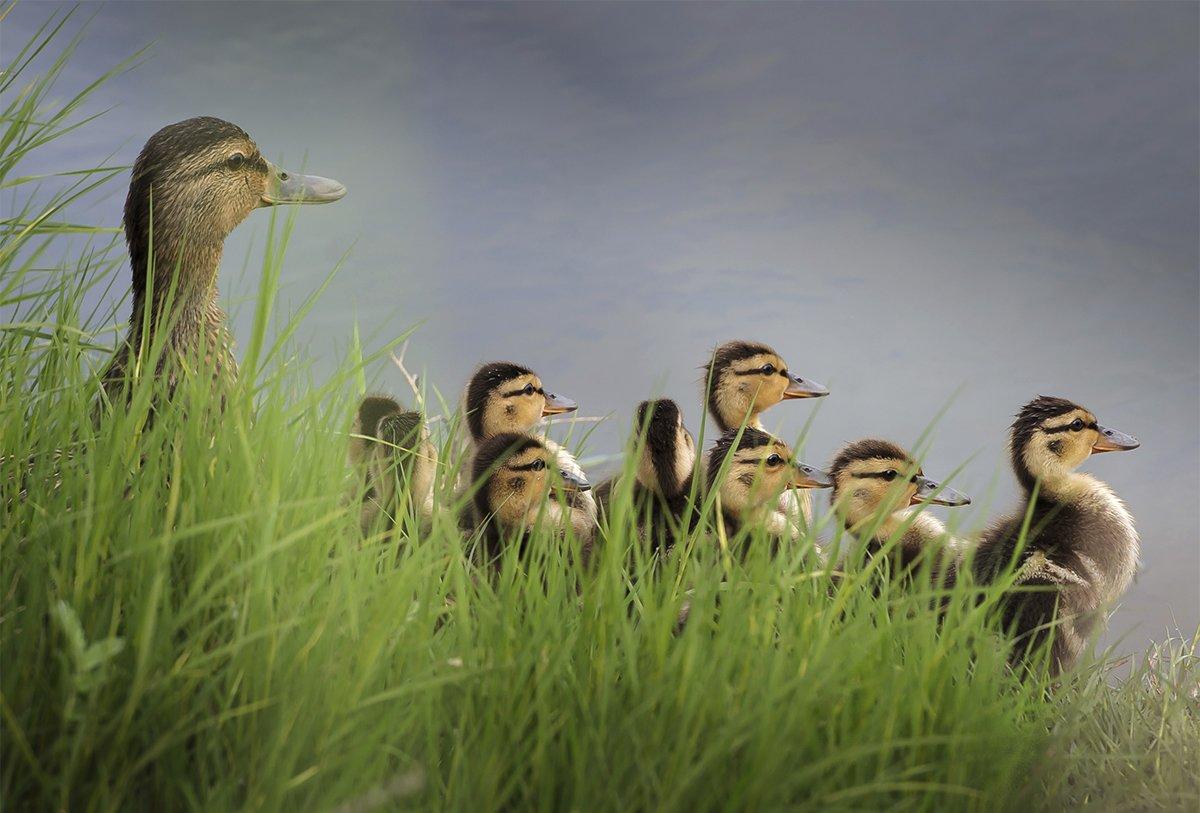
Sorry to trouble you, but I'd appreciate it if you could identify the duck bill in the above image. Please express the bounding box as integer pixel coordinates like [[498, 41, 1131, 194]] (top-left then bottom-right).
[[782, 373, 829, 400], [542, 391, 578, 417], [790, 461, 833, 489], [558, 470, 591, 493], [259, 160, 347, 206], [911, 476, 971, 507], [1092, 424, 1139, 453]]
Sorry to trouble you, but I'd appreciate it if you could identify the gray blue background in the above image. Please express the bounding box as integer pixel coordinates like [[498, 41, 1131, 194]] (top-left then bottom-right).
[[6, 2, 1197, 652]]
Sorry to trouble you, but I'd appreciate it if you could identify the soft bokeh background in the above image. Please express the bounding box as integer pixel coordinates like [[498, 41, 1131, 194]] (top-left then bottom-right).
[[5, 2, 1197, 652]]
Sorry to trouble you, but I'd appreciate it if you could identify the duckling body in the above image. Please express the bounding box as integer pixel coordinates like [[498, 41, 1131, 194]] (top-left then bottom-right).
[[350, 395, 437, 533], [595, 399, 697, 553], [470, 432, 595, 563], [973, 396, 1140, 676], [101, 117, 344, 400], [828, 438, 971, 584], [703, 341, 828, 528], [458, 362, 596, 527], [704, 427, 832, 551]]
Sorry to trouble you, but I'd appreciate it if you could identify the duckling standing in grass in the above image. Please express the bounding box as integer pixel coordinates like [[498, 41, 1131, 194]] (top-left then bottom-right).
[[101, 117, 346, 401], [704, 427, 832, 549], [594, 399, 697, 554], [349, 396, 438, 533], [459, 362, 595, 525], [828, 438, 971, 584], [470, 432, 595, 563], [702, 340, 829, 528], [973, 396, 1140, 677]]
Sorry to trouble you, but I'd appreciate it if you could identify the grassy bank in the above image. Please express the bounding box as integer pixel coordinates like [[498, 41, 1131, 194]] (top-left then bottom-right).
[[2, 12, 1197, 811]]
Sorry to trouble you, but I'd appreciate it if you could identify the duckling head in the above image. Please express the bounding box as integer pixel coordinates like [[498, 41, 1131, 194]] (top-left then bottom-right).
[[829, 438, 971, 530], [633, 399, 695, 497], [465, 362, 577, 442], [125, 117, 345, 294], [706, 427, 832, 519], [1010, 396, 1139, 493], [472, 433, 591, 534], [703, 341, 827, 433]]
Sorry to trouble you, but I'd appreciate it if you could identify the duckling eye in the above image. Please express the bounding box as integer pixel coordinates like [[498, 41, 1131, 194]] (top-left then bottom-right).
[[760, 364, 776, 375], [522, 383, 535, 396], [227, 153, 246, 170], [530, 459, 546, 471], [882, 469, 898, 482], [765, 454, 783, 467], [1070, 418, 1085, 431]]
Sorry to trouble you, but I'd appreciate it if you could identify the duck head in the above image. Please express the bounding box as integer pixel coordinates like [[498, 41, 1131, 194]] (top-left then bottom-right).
[[705, 427, 832, 522], [472, 432, 590, 535], [464, 362, 577, 443], [1010, 396, 1139, 493], [829, 438, 970, 531], [703, 340, 827, 433]]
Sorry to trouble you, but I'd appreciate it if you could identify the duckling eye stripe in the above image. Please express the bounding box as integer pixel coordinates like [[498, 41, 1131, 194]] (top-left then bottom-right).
[[854, 472, 920, 482], [508, 461, 543, 472], [501, 386, 543, 398], [732, 368, 771, 377], [1043, 421, 1098, 434]]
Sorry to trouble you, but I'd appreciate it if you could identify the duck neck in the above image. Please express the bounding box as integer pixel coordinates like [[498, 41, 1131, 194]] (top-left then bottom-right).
[[126, 219, 231, 356]]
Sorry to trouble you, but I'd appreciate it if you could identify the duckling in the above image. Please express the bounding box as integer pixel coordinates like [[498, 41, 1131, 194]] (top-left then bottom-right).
[[470, 432, 595, 562], [828, 438, 971, 583], [703, 341, 828, 434], [101, 117, 345, 399], [703, 340, 829, 528], [705, 427, 832, 548], [459, 361, 595, 525], [973, 396, 1140, 676], [594, 399, 697, 553], [349, 395, 438, 533]]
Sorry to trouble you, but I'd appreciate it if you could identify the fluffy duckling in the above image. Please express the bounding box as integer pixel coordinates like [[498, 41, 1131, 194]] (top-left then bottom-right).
[[703, 341, 828, 528], [705, 427, 832, 547], [460, 361, 595, 524], [828, 438, 971, 582], [973, 396, 1140, 677], [101, 117, 345, 398], [470, 432, 595, 562], [703, 341, 828, 434], [349, 395, 438, 532], [595, 399, 697, 553]]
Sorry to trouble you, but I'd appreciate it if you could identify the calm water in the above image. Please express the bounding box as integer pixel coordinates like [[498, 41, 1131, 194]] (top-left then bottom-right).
[[8, 2, 1198, 653]]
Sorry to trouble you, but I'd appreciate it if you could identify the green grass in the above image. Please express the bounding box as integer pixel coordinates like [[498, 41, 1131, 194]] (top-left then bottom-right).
[[3, 10, 1197, 811]]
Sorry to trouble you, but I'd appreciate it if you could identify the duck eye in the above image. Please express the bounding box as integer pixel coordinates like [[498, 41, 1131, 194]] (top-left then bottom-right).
[[760, 364, 776, 375], [523, 383, 536, 396], [531, 459, 546, 471], [882, 469, 898, 482], [227, 153, 246, 169], [765, 454, 783, 466], [1070, 418, 1085, 431]]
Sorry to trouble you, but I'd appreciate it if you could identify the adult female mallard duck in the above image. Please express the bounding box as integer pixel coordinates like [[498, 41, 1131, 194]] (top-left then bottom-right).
[[101, 116, 345, 400], [973, 396, 1139, 677]]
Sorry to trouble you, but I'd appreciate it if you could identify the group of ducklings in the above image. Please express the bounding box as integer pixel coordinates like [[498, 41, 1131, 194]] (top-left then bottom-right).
[[353, 341, 1141, 677], [103, 117, 1141, 678]]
